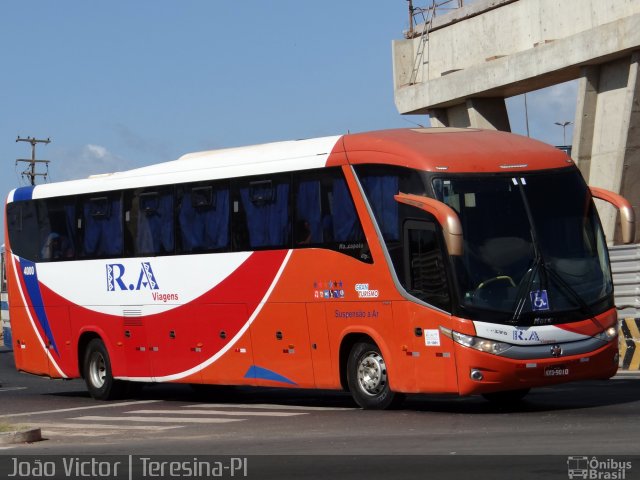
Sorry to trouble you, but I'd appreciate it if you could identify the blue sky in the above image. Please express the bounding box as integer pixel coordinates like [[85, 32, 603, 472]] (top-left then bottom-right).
[[1, 1, 576, 231]]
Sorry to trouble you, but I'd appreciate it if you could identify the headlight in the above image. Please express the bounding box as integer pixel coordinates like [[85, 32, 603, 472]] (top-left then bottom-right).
[[595, 326, 618, 342], [451, 331, 512, 355]]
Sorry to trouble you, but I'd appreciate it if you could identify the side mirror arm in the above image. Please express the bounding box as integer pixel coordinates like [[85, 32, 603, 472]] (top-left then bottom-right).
[[394, 193, 463, 256], [590, 186, 635, 244]]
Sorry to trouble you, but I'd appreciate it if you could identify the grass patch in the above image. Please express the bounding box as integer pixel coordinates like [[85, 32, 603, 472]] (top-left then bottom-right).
[[0, 423, 23, 433]]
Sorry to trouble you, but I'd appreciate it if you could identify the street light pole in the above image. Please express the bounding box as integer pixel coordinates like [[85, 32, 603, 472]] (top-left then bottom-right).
[[554, 121, 573, 146]]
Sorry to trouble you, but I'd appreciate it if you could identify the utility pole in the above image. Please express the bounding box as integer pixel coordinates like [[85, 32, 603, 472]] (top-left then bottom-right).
[[16, 136, 51, 186]]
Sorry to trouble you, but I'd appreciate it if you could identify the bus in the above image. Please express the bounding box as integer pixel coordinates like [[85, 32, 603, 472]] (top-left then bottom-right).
[[3, 128, 634, 409], [0, 244, 10, 349]]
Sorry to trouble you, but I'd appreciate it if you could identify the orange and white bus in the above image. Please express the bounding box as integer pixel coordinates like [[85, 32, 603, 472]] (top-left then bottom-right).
[[3, 128, 634, 409]]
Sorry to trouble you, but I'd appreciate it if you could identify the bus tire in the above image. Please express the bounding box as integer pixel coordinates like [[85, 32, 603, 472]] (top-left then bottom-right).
[[83, 338, 125, 400], [482, 388, 530, 404], [347, 341, 404, 410]]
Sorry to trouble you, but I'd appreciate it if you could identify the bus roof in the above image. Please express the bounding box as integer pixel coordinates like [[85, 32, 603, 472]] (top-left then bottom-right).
[[6, 128, 572, 202], [335, 128, 572, 173]]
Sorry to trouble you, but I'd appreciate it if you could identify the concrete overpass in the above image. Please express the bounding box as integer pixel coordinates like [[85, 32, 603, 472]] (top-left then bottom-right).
[[392, 0, 640, 243]]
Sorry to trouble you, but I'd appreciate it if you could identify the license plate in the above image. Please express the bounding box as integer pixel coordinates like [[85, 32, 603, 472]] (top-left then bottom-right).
[[544, 365, 569, 377]]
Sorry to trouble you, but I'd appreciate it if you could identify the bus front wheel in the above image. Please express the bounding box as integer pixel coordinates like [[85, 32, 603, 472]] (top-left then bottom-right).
[[347, 341, 404, 410], [83, 339, 125, 400]]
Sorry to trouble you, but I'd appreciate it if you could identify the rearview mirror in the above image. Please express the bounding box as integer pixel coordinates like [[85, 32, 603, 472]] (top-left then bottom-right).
[[394, 192, 463, 256], [590, 187, 635, 244]]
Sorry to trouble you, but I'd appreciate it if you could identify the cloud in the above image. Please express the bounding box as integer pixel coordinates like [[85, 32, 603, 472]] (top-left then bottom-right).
[[86, 144, 108, 159], [48, 144, 131, 182]]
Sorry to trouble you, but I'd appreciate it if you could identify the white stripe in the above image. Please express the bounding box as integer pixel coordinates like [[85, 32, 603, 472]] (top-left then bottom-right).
[[182, 403, 353, 411], [73, 416, 242, 424], [10, 254, 67, 378], [128, 409, 305, 417], [0, 387, 27, 392], [0, 399, 161, 418], [119, 249, 294, 383], [25, 422, 181, 431]]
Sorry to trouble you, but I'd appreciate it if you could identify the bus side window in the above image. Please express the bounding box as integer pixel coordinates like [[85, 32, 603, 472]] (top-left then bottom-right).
[[294, 168, 371, 263], [235, 175, 291, 250], [294, 178, 322, 245], [126, 188, 175, 257], [359, 175, 400, 242], [80, 194, 123, 258], [37, 198, 76, 261], [177, 182, 230, 253], [403, 220, 451, 311], [6, 202, 40, 262]]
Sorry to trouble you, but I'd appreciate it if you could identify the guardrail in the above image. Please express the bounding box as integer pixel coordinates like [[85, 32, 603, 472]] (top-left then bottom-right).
[[610, 243, 640, 370]]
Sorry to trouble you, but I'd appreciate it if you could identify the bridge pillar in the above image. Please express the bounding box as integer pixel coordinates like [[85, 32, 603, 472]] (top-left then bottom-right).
[[429, 98, 511, 131], [573, 52, 640, 243]]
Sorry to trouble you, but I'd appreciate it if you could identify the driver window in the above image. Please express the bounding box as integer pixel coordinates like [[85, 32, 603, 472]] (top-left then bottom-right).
[[403, 220, 451, 311]]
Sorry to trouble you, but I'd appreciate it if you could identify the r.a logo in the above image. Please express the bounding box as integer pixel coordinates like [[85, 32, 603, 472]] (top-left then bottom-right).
[[107, 262, 160, 291], [513, 329, 541, 342]]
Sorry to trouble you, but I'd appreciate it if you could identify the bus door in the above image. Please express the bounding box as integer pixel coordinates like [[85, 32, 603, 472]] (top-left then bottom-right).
[[395, 219, 458, 393], [249, 303, 315, 388]]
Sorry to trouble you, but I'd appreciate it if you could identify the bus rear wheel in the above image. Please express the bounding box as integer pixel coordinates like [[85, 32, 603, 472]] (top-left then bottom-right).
[[347, 341, 404, 410], [83, 339, 126, 400]]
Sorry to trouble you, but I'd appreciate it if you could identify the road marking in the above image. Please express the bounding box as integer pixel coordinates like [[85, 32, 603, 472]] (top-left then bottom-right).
[[25, 422, 182, 431], [0, 400, 161, 418], [128, 409, 306, 417], [73, 416, 243, 424], [0, 387, 27, 392], [182, 403, 353, 411]]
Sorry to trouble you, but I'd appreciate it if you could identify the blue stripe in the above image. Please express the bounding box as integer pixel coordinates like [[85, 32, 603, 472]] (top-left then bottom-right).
[[244, 365, 297, 386], [0, 301, 8, 311], [13, 186, 35, 202], [18, 258, 58, 354], [3, 327, 12, 350]]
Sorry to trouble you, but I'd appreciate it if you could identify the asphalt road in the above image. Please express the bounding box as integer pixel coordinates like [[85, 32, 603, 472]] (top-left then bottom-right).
[[0, 346, 639, 479]]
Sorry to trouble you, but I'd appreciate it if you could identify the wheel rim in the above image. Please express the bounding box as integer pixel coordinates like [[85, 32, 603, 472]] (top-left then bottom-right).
[[88, 352, 107, 389], [356, 351, 387, 396]]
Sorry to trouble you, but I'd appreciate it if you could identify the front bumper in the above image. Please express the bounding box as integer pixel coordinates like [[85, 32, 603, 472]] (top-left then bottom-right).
[[454, 339, 619, 396]]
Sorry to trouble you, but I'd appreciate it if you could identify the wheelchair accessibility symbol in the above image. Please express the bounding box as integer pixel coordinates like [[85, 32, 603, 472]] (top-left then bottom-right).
[[530, 290, 550, 311]]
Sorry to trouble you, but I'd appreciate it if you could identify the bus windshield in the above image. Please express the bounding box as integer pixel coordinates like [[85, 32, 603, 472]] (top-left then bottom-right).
[[356, 165, 613, 324], [433, 169, 613, 322]]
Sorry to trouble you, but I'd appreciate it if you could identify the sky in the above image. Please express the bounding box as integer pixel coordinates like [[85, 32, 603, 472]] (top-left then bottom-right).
[[0, 0, 577, 233]]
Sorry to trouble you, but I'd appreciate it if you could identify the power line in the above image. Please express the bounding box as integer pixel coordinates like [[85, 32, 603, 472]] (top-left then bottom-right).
[[15, 136, 51, 186]]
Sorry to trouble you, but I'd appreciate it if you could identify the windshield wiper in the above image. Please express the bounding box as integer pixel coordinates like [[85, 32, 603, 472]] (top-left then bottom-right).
[[509, 176, 601, 326], [510, 177, 548, 322], [542, 264, 603, 327]]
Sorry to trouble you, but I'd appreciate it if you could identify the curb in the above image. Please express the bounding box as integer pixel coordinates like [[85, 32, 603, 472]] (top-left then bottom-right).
[[0, 428, 42, 445]]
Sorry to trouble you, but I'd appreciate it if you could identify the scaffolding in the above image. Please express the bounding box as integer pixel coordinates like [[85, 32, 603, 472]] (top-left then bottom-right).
[[406, 0, 464, 85]]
